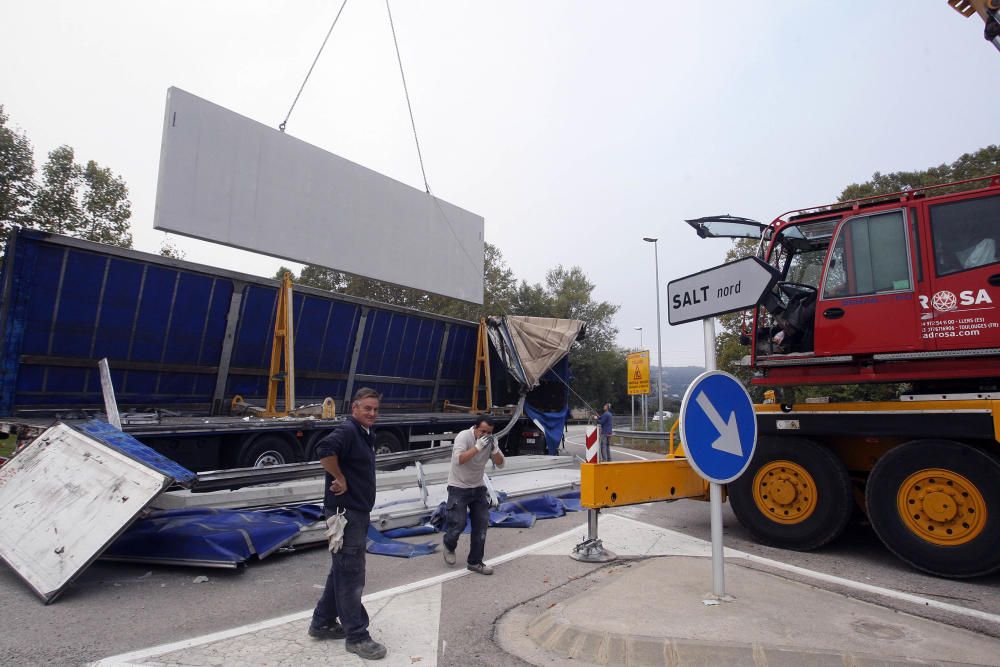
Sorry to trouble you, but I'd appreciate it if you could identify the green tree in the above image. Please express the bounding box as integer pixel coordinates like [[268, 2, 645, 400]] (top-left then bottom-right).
[[510, 265, 621, 409], [31, 145, 81, 236], [30, 145, 133, 247], [159, 235, 186, 259], [0, 105, 35, 239], [79, 160, 132, 246], [838, 145, 1000, 201], [282, 242, 518, 321]]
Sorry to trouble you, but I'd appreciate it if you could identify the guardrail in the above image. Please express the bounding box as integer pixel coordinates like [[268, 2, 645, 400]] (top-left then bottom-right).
[[191, 446, 453, 492], [610, 421, 684, 458]]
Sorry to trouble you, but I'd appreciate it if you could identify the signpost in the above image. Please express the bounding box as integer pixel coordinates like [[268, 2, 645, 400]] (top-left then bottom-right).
[[667, 256, 780, 326], [668, 256, 775, 599], [679, 369, 757, 600], [627, 351, 650, 396]]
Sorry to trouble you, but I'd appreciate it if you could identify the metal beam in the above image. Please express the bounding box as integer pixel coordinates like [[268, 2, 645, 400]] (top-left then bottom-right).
[[579, 459, 708, 509]]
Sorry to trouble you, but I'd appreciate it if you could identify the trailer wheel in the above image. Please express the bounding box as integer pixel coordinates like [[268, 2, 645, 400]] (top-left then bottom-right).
[[866, 440, 1000, 578], [238, 434, 296, 468], [374, 431, 402, 455], [729, 436, 851, 551], [304, 430, 334, 460]]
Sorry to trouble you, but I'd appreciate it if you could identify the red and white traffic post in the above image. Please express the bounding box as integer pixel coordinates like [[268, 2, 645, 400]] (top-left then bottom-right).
[[571, 425, 615, 562]]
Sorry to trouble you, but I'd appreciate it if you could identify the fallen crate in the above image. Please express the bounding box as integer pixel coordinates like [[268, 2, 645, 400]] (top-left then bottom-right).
[[0, 420, 196, 603]]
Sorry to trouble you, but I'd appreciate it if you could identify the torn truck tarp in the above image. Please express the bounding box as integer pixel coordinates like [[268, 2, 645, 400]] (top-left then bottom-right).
[[366, 525, 438, 558], [0, 422, 192, 603], [523, 403, 571, 456], [488, 316, 584, 390], [104, 505, 324, 568], [106, 491, 585, 567], [76, 419, 197, 487]]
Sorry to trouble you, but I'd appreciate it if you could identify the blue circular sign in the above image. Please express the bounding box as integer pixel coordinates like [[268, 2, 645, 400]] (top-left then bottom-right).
[[679, 370, 757, 484]]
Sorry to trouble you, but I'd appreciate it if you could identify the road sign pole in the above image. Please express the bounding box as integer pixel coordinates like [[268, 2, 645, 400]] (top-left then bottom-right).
[[703, 317, 726, 598], [672, 258, 765, 602]]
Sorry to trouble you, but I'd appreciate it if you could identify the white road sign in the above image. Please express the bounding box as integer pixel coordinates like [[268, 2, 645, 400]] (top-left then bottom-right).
[[667, 257, 780, 326]]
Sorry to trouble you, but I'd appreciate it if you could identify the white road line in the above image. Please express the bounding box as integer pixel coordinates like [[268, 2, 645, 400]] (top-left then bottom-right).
[[92, 522, 587, 666], [610, 513, 1000, 627], [609, 448, 649, 460], [564, 435, 656, 460]]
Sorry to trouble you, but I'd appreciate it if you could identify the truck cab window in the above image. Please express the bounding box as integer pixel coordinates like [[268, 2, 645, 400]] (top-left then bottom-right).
[[822, 210, 910, 298], [930, 195, 1000, 276]]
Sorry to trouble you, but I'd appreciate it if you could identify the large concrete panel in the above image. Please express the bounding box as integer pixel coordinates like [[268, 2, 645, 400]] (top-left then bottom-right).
[[154, 87, 484, 303]]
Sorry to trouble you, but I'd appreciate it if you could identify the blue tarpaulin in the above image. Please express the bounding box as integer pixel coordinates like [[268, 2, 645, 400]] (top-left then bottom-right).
[[105, 505, 322, 566], [76, 419, 197, 486], [427, 492, 582, 533], [366, 526, 438, 558], [108, 493, 584, 567], [522, 403, 570, 456]]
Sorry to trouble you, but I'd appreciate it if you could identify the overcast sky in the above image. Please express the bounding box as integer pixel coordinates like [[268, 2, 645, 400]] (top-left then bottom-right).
[[3, 1, 999, 366]]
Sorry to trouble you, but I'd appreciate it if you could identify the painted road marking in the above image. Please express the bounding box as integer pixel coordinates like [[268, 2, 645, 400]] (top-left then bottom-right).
[[94, 511, 1000, 665]]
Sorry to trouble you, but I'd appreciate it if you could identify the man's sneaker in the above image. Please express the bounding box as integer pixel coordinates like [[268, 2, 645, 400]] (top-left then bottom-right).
[[443, 546, 456, 566], [346, 637, 387, 660], [307, 622, 345, 640], [467, 562, 493, 575]]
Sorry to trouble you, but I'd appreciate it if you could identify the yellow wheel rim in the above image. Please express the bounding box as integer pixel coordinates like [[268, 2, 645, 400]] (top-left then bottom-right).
[[897, 468, 986, 546], [752, 460, 818, 524]]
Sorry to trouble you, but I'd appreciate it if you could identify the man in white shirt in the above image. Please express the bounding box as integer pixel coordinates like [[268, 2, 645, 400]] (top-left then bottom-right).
[[442, 416, 505, 574]]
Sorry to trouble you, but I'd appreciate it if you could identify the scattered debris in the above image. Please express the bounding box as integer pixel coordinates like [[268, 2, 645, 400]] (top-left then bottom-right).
[[192, 575, 209, 584]]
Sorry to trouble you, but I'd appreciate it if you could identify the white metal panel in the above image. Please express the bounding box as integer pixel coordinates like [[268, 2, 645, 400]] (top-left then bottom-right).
[[0, 424, 172, 603], [154, 87, 484, 304]]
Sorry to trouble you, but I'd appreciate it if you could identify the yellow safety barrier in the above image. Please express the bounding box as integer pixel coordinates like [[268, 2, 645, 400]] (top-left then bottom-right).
[[580, 458, 709, 509]]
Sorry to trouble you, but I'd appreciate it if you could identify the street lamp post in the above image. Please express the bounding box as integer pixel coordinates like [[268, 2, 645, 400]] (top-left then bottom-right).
[[633, 326, 644, 428], [643, 237, 665, 432]]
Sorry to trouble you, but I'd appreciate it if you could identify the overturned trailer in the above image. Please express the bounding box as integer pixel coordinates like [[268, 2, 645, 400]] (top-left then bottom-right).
[[0, 229, 582, 469]]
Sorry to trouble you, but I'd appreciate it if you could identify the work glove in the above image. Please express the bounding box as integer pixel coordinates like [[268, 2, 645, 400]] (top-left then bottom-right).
[[325, 508, 347, 553], [476, 435, 497, 453]]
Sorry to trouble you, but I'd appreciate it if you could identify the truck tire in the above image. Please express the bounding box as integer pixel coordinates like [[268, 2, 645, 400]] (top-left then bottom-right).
[[238, 434, 297, 468], [374, 430, 402, 455], [304, 430, 334, 460], [729, 436, 851, 551], [866, 440, 1000, 578]]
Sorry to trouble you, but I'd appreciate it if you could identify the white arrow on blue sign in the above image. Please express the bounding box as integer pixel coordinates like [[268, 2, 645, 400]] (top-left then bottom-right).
[[679, 370, 757, 484]]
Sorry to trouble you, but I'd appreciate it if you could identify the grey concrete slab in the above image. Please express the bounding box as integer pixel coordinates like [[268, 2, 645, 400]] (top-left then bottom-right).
[[496, 556, 999, 666]]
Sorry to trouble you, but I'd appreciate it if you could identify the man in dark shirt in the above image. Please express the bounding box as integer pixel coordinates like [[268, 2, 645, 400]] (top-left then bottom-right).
[[308, 387, 387, 661], [597, 403, 613, 462]]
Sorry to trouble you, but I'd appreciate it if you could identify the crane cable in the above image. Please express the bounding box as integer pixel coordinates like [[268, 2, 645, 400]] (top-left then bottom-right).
[[385, 0, 431, 194], [386, 1, 480, 276], [279, 0, 349, 133]]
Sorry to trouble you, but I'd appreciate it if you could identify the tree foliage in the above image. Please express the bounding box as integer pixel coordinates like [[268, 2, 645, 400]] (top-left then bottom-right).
[[838, 145, 1000, 202], [509, 265, 622, 410], [279, 242, 517, 320], [0, 106, 133, 249], [0, 105, 35, 239], [30, 145, 133, 247]]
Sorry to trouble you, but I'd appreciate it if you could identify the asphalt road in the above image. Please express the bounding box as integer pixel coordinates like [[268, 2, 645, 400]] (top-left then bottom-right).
[[2, 424, 999, 665]]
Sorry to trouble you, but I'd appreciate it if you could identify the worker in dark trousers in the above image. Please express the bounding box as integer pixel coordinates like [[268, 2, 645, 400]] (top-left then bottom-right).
[[597, 403, 613, 461], [442, 415, 505, 574], [308, 387, 387, 661]]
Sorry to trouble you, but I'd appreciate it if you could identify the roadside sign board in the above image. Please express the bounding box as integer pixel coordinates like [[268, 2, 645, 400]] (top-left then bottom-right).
[[627, 351, 650, 395], [679, 371, 757, 484], [667, 256, 780, 326]]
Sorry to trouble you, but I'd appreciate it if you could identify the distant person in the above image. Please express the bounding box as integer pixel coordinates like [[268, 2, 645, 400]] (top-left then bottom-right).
[[309, 387, 387, 661], [596, 403, 613, 461], [443, 415, 506, 574]]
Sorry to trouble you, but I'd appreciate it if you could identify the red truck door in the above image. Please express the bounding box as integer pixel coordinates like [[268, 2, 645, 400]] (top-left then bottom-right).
[[813, 208, 922, 356], [921, 192, 1000, 350]]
